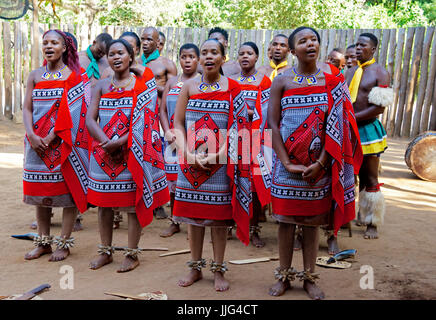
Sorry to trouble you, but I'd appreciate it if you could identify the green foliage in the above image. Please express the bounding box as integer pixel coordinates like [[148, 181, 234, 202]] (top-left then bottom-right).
[[21, 0, 430, 29], [98, 0, 189, 26], [181, 0, 428, 29], [417, 0, 436, 24]]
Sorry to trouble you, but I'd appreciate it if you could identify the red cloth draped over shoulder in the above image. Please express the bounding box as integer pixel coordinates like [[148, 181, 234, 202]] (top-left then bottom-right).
[[128, 71, 169, 227], [324, 72, 363, 235], [239, 75, 271, 206], [226, 78, 252, 245], [41, 70, 88, 212], [327, 63, 362, 174]]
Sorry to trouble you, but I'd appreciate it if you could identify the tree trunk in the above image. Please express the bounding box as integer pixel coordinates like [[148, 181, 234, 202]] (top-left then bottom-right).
[[31, 0, 40, 70]]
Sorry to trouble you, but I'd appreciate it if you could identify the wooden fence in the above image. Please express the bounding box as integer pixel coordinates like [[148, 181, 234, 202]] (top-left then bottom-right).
[[1, 22, 435, 138]]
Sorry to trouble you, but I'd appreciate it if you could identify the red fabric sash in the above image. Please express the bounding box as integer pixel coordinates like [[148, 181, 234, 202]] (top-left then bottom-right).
[[324, 72, 363, 235], [128, 70, 169, 227], [240, 75, 272, 206], [226, 79, 252, 245]]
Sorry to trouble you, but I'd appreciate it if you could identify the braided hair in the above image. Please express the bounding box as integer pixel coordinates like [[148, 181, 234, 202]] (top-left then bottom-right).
[[43, 29, 81, 74]]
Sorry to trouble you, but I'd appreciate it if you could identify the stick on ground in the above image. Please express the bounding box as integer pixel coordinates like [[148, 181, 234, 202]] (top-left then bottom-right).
[[229, 256, 279, 265], [159, 249, 191, 257]]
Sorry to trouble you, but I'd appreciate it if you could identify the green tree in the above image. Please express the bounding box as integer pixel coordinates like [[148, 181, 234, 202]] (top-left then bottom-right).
[[21, 0, 430, 29]]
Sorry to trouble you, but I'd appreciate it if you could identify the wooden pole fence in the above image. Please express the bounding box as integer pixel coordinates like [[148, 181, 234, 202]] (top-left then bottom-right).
[[1, 23, 435, 136]]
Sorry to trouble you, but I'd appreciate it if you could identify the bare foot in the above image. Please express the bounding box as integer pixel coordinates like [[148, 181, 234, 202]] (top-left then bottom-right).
[[268, 280, 291, 296], [160, 223, 180, 238], [294, 234, 302, 251], [30, 221, 37, 230], [214, 272, 230, 292], [73, 219, 83, 232], [89, 254, 113, 270], [117, 256, 140, 273], [327, 235, 340, 255], [251, 232, 265, 248], [48, 248, 70, 262], [154, 206, 168, 220], [178, 269, 203, 287], [24, 245, 52, 260], [364, 225, 378, 239], [303, 281, 325, 300]]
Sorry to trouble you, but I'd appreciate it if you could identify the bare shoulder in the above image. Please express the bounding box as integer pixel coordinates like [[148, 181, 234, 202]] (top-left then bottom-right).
[[345, 65, 358, 81], [257, 65, 270, 76], [161, 56, 176, 67], [258, 65, 267, 72], [319, 62, 331, 73], [229, 73, 239, 81], [78, 51, 89, 61], [270, 70, 288, 88], [373, 63, 390, 84], [374, 63, 389, 76], [29, 67, 43, 78], [100, 66, 113, 79], [185, 75, 201, 95], [96, 77, 110, 92], [28, 67, 46, 84], [166, 74, 178, 88]]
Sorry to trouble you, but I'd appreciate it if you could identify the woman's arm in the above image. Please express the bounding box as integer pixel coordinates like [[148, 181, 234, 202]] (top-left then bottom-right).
[[302, 146, 330, 183], [173, 81, 189, 161], [85, 81, 107, 144], [267, 77, 306, 174], [22, 72, 48, 154], [159, 79, 175, 142], [173, 81, 208, 171]]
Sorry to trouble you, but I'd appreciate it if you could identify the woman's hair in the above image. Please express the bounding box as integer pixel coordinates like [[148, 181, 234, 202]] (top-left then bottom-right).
[[208, 27, 228, 41], [64, 32, 78, 52], [179, 43, 200, 58], [240, 42, 259, 56], [43, 29, 81, 73], [107, 39, 135, 66], [120, 31, 141, 54], [288, 26, 321, 50]]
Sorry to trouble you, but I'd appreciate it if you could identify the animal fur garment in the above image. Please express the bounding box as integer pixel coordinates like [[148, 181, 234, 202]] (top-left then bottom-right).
[[358, 189, 385, 226], [368, 87, 394, 108]]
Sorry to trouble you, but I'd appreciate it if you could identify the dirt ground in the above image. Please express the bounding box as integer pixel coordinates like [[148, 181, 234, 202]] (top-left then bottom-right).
[[0, 118, 435, 301]]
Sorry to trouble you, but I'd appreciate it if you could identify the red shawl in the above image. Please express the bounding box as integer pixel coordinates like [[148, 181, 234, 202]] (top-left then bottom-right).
[[240, 75, 272, 207]]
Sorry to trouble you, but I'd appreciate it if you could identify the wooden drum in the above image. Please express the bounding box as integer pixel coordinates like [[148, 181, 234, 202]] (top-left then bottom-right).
[[405, 131, 436, 182]]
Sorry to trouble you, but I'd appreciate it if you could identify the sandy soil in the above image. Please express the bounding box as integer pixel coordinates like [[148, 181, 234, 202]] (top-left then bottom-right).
[[0, 118, 435, 300]]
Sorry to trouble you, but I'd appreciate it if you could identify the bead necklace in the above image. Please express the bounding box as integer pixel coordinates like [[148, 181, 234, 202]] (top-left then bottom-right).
[[237, 70, 258, 83], [198, 74, 221, 92], [41, 64, 67, 80], [292, 67, 321, 85], [109, 73, 134, 93]]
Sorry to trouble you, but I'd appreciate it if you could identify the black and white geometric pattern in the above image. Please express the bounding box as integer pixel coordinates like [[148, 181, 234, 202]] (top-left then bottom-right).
[[272, 91, 331, 203]]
